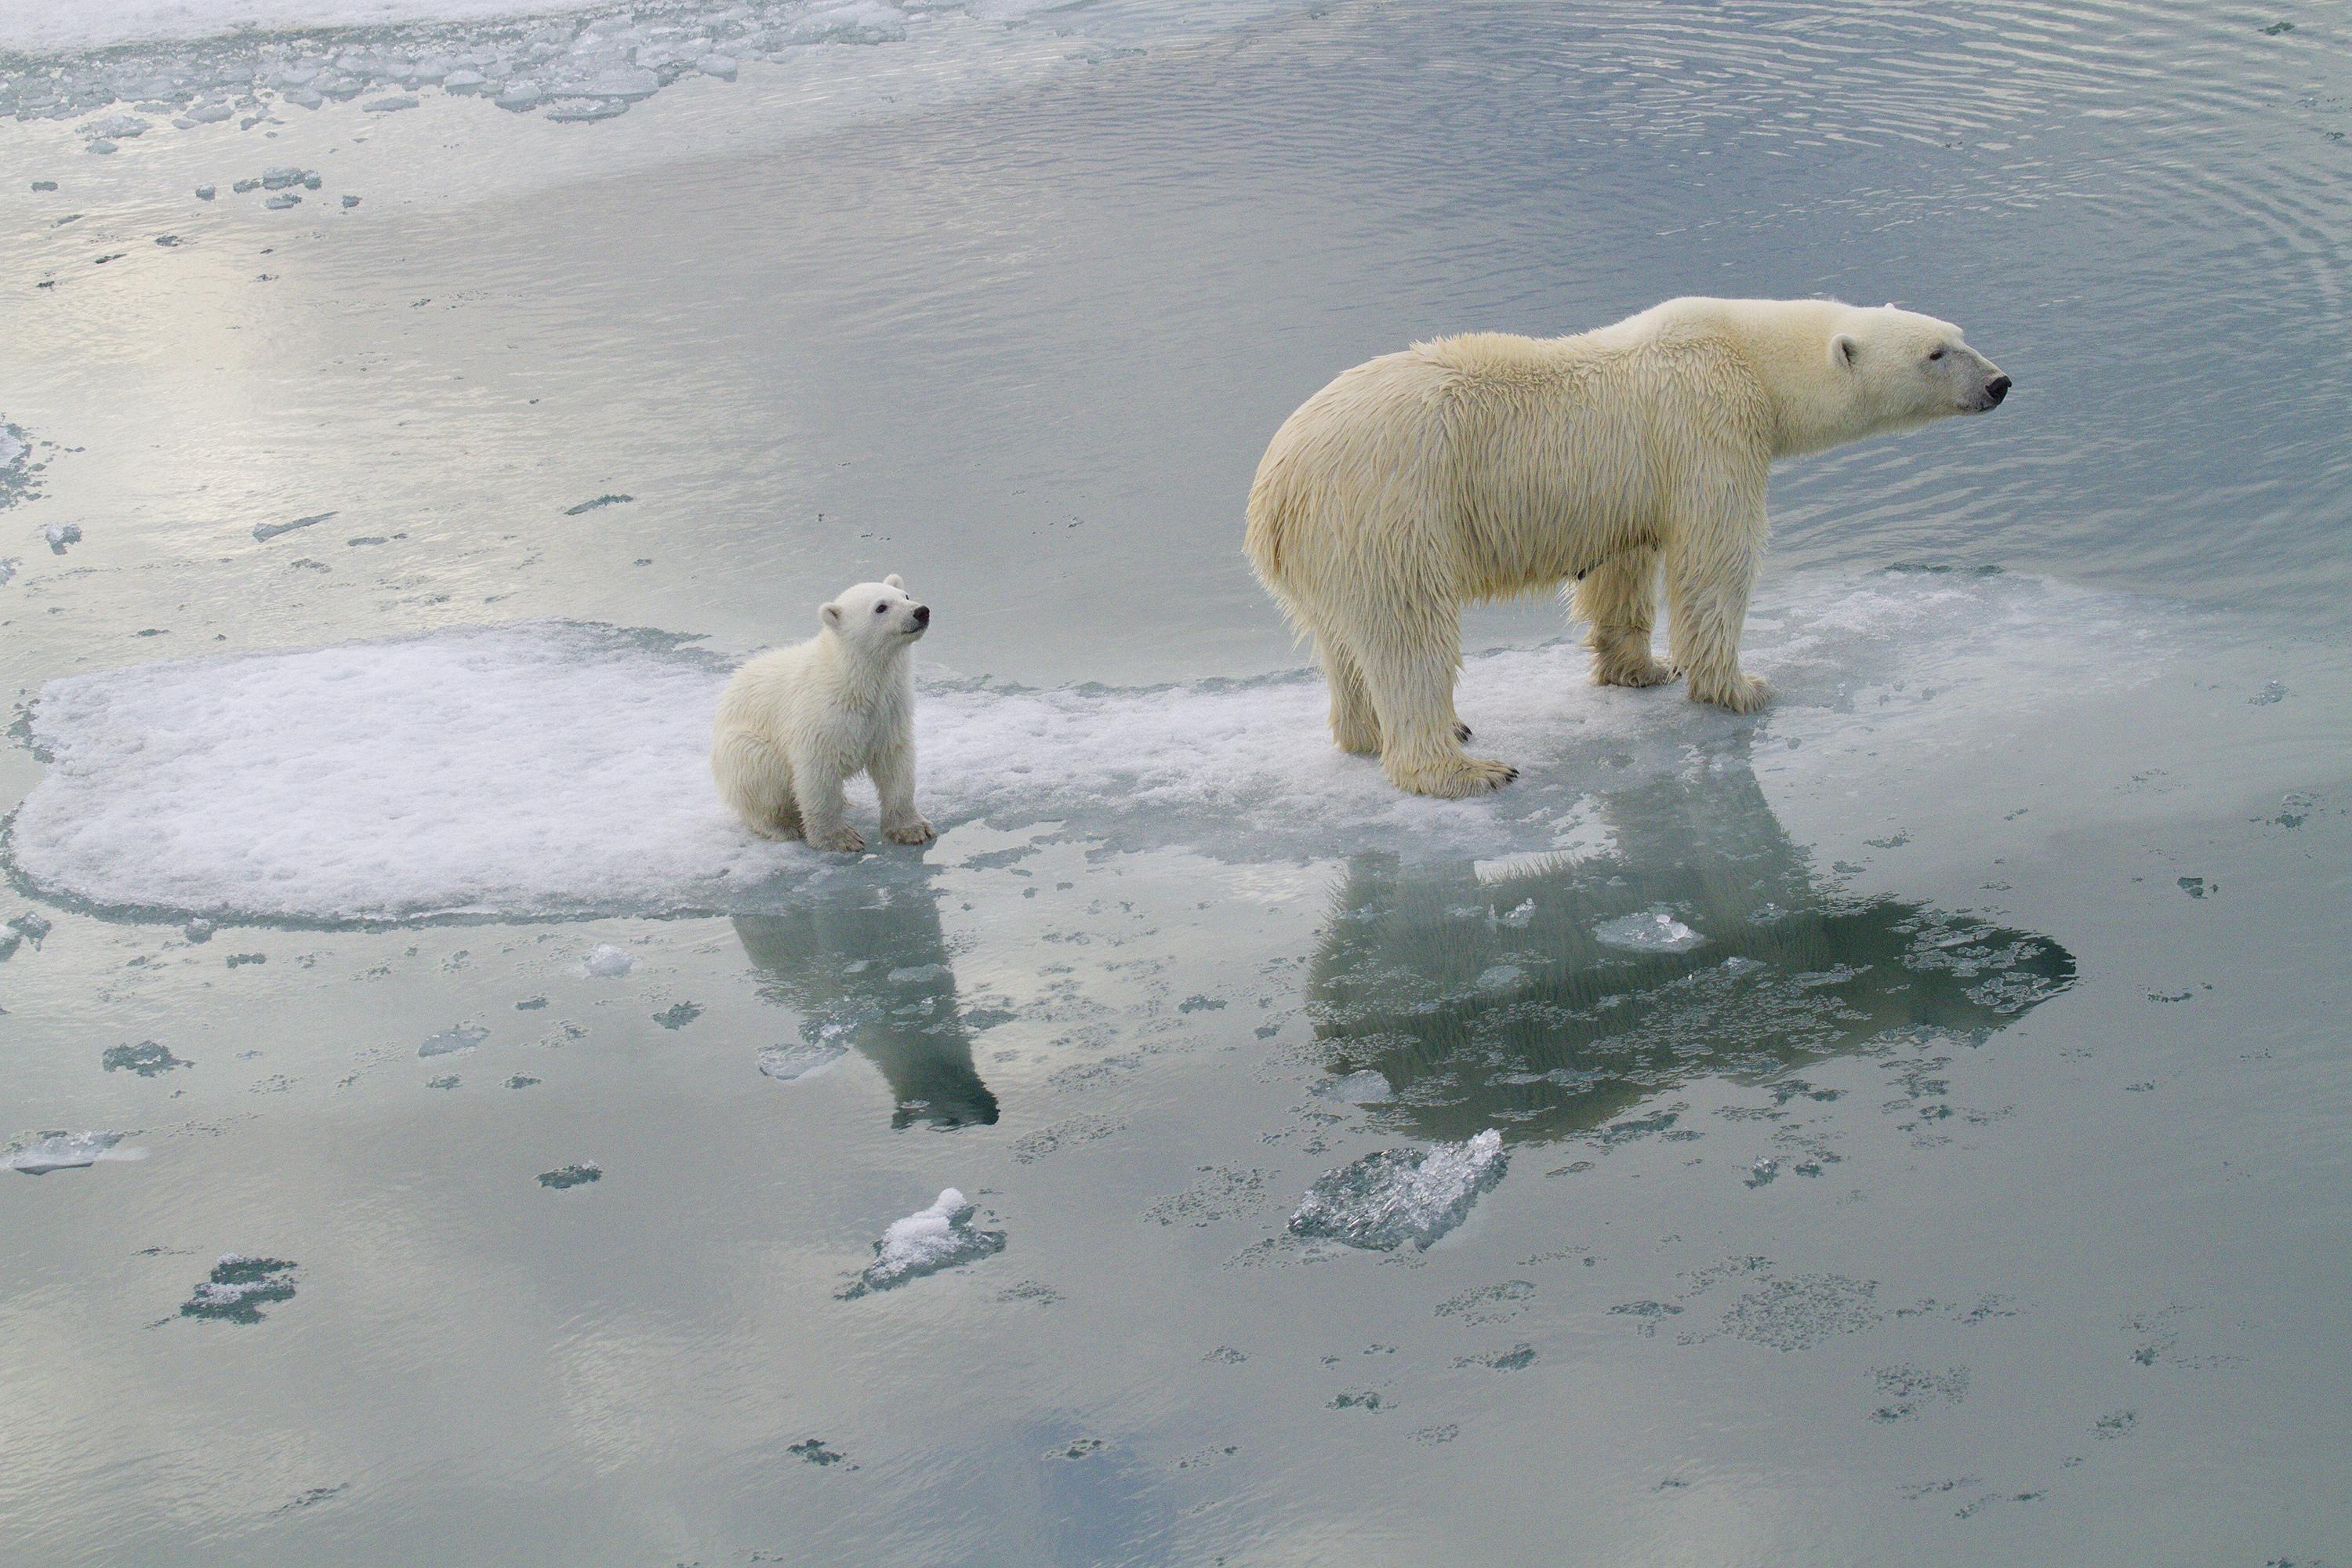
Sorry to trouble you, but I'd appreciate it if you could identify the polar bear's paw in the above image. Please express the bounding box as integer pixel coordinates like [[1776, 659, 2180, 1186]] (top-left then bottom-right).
[[884, 818, 936, 846], [812, 825, 868, 853], [1388, 753, 1519, 798], [1687, 670, 1773, 714], [1591, 654, 1673, 689]]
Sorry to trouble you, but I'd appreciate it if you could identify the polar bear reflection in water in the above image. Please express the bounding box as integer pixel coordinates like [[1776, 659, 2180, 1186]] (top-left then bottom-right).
[[1304, 746, 2073, 1144], [731, 877, 997, 1131]]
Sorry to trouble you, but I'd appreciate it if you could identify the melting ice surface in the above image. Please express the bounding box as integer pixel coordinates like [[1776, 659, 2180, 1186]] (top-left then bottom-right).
[[4, 1131, 141, 1174], [1289, 1129, 1508, 1251], [4, 575, 2165, 924], [841, 1188, 1006, 1298]]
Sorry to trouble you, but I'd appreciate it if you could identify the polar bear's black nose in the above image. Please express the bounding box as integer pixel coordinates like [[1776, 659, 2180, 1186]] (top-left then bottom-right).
[[1985, 375, 2011, 405], [913, 604, 931, 626]]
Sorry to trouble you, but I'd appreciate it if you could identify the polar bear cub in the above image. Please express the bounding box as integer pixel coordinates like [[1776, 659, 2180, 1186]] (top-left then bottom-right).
[[713, 575, 935, 853]]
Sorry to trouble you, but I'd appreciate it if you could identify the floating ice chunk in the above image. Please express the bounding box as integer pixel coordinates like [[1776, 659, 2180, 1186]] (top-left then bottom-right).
[[418, 1024, 487, 1058], [758, 1041, 847, 1081], [88, 140, 119, 154], [5, 1130, 143, 1174], [1593, 907, 1705, 953], [183, 917, 215, 942], [576, 67, 658, 99], [698, 55, 738, 78], [260, 165, 307, 189], [442, 69, 487, 93], [263, 192, 302, 209], [186, 102, 234, 122], [194, 183, 216, 199], [341, 194, 360, 208], [1289, 1129, 1508, 1251], [537, 1162, 601, 1189], [579, 943, 635, 977], [44, 522, 81, 554], [0, 559, 17, 587], [84, 113, 148, 138], [1312, 1069, 1393, 1105], [494, 82, 544, 111], [181, 1254, 296, 1322], [842, 1188, 1005, 1298], [887, 963, 950, 985], [362, 94, 419, 112]]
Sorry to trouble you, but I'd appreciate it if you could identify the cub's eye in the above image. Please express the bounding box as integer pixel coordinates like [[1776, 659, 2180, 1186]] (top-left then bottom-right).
[[874, 603, 887, 614], [1928, 347, 1946, 361]]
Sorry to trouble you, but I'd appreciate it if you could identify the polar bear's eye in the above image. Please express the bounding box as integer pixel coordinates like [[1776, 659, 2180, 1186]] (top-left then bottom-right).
[[874, 603, 888, 614], [1928, 347, 1946, 361]]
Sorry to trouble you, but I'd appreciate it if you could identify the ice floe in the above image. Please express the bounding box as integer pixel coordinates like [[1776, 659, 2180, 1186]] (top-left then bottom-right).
[[180, 1254, 297, 1322], [841, 1187, 1005, 1297], [2, 575, 2169, 923], [1288, 1128, 1508, 1251]]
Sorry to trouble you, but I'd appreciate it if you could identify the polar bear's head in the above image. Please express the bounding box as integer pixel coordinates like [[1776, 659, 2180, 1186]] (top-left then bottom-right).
[[1734, 299, 2007, 456], [821, 574, 931, 653]]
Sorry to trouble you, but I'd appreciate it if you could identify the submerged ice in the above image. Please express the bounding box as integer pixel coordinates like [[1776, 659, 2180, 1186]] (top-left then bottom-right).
[[1288, 1129, 1508, 1251], [5, 1130, 142, 1174], [2, 575, 2164, 923], [841, 1188, 1004, 1298]]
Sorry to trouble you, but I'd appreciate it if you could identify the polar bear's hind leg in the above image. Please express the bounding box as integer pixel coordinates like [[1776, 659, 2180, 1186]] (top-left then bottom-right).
[[1313, 631, 1383, 756], [1356, 608, 1517, 797]]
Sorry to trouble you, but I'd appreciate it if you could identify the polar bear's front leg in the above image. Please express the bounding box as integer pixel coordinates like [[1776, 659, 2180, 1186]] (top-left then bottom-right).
[[1664, 481, 1772, 714], [871, 743, 935, 846], [792, 751, 865, 854], [1574, 546, 1672, 688]]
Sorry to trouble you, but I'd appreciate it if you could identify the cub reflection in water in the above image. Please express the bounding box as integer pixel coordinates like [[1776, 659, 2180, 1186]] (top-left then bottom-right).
[[1307, 757, 2074, 1144], [732, 876, 997, 1131]]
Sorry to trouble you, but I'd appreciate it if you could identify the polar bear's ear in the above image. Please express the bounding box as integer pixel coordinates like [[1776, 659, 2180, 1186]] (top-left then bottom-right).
[[884, 573, 904, 590], [1829, 333, 1860, 370], [822, 602, 843, 629]]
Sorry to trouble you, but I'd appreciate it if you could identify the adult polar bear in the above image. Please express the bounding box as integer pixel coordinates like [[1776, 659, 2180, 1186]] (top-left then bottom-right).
[[1243, 296, 2010, 797]]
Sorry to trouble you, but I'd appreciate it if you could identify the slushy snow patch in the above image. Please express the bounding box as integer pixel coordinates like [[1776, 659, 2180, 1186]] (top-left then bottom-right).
[[5, 1130, 143, 1174], [4, 577, 2164, 923], [1593, 908, 1706, 953], [841, 1187, 1004, 1297], [1288, 1129, 1508, 1251]]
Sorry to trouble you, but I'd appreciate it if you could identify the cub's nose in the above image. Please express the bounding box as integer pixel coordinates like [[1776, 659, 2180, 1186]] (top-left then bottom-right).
[[1985, 374, 2012, 405], [912, 604, 931, 627]]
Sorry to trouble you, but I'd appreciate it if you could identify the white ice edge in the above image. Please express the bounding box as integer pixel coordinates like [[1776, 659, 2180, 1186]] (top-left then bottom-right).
[[3, 573, 2168, 923]]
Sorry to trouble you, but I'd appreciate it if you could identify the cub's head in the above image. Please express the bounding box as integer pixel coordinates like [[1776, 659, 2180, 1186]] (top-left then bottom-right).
[[820, 574, 931, 652], [1815, 303, 2008, 446]]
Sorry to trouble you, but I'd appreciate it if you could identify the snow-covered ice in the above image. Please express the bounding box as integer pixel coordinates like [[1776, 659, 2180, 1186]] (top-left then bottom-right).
[[841, 1188, 1005, 1297], [1288, 1129, 1508, 1251], [1, 577, 2165, 924], [5, 1131, 144, 1174], [1593, 908, 1706, 954]]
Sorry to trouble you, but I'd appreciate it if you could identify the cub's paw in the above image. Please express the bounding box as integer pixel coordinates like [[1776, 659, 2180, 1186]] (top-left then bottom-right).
[[1690, 671, 1773, 714], [812, 826, 867, 854], [884, 818, 936, 847]]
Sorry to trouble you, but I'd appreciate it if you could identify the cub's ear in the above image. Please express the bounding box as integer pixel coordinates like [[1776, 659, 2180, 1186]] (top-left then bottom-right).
[[1829, 333, 1860, 370], [884, 573, 904, 590], [821, 602, 843, 629]]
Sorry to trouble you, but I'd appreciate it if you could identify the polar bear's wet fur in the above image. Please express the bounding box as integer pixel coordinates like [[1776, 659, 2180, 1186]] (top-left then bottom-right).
[[1244, 296, 2010, 797], [713, 576, 935, 852]]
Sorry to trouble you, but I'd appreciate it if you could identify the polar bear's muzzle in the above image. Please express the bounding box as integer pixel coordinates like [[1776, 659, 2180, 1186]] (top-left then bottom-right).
[[1973, 372, 2012, 412]]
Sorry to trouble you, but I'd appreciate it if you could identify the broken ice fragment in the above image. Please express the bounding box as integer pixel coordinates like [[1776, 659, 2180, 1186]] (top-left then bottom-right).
[[1593, 907, 1705, 953], [537, 1162, 601, 1189], [579, 943, 634, 977], [6, 1130, 141, 1174], [1288, 1129, 1508, 1250], [44, 522, 82, 554], [418, 1025, 487, 1058], [841, 1189, 1006, 1298], [759, 1041, 847, 1081], [1312, 1069, 1393, 1105]]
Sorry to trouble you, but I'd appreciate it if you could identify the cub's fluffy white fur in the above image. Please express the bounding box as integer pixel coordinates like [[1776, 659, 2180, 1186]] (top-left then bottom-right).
[[713, 575, 934, 853], [1243, 296, 2011, 797]]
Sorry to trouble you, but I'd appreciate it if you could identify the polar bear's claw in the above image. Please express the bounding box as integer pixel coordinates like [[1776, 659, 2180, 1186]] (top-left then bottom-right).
[[814, 826, 867, 853], [1455, 722, 1473, 742], [884, 819, 936, 846], [1389, 753, 1519, 798]]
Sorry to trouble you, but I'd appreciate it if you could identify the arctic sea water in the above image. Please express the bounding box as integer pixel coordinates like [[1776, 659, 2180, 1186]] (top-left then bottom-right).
[[2, 2, 2349, 1563]]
